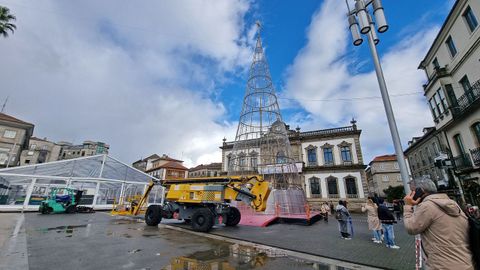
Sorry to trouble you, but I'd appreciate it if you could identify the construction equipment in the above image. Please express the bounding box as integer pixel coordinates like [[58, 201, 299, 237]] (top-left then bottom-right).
[[39, 187, 94, 214], [111, 184, 155, 217], [115, 175, 270, 232]]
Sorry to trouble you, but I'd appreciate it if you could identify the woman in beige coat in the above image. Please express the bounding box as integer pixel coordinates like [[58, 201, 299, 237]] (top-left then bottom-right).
[[362, 198, 382, 243]]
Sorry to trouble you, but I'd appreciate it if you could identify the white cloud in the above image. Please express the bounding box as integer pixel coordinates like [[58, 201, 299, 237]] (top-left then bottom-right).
[[0, 0, 251, 167], [283, 0, 438, 163]]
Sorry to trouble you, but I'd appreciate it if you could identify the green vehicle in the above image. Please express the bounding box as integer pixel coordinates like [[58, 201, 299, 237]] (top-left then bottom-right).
[[39, 187, 85, 214]]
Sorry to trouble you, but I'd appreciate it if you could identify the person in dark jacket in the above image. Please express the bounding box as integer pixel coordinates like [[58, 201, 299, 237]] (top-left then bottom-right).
[[377, 198, 400, 249]]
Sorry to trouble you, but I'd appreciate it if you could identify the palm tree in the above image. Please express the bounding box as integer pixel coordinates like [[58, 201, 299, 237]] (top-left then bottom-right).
[[0, 6, 16, 38]]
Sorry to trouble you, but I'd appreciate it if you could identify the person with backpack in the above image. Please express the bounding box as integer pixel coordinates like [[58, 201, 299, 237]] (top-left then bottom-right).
[[335, 200, 353, 239], [377, 198, 400, 249], [403, 177, 474, 270]]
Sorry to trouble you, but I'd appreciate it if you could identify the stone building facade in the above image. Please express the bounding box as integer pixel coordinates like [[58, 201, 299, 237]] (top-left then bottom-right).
[[220, 120, 368, 211], [366, 155, 403, 197], [19, 137, 62, 166], [58, 141, 109, 160], [145, 154, 188, 180], [0, 113, 34, 168], [418, 0, 480, 205], [188, 163, 222, 178]]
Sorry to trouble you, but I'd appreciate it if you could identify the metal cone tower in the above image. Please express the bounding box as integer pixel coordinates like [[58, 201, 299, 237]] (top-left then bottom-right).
[[228, 22, 307, 216]]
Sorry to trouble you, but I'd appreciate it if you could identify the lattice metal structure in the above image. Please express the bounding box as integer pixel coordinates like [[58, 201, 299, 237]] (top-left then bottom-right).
[[227, 23, 306, 215]]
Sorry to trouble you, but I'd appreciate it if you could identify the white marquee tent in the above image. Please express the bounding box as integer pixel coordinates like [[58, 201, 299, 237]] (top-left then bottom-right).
[[0, 154, 164, 211]]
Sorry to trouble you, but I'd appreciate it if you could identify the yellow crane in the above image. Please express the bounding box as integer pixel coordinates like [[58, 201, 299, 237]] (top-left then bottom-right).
[[113, 175, 270, 232]]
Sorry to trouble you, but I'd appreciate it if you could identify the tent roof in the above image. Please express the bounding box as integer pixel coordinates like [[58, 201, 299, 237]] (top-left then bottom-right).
[[0, 154, 158, 184]]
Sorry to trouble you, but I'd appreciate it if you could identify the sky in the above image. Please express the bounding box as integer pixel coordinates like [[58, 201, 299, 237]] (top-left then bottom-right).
[[0, 0, 455, 168]]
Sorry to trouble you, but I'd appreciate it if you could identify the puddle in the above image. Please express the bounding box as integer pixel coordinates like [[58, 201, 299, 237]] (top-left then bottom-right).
[[160, 244, 323, 270], [37, 224, 88, 237]]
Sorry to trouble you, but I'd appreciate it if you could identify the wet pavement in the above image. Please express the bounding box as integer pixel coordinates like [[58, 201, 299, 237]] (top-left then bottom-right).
[[171, 214, 416, 270], [0, 212, 366, 270]]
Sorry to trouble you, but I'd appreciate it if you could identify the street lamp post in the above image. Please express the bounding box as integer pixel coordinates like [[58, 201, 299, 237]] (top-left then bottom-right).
[[346, 0, 411, 195]]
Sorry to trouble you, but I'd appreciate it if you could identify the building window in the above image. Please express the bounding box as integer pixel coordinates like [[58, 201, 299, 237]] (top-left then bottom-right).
[[429, 98, 439, 118], [25, 159, 31, 164], [3, 130, 17, 139], [472, 122, 480, 146], [453, 134, 466, 155], [438, 88, 448, 111], [432, 142, 439, 155], [459, 75, 471, 93], [276, 151, 286, 164], [0, 152, 8, 165], [30, 144, 36, 150], [251, 157, 258, 170], [379, 163, 385, 170], [445, 36, 457, 57], [340, 146, 352, 162], [432, 58, 440, 69], [323, 148, 334, 165], [307, 148, 317, 165], [396, 175, 402, 182], [239, 156, 246, 167], [463, 6, 478, 32], [309, 177, 321, 197], [394, 162, 399, 169], [382, 175, 389, 182], [345, 177, 358, 198], [327, 177, 338, 197]]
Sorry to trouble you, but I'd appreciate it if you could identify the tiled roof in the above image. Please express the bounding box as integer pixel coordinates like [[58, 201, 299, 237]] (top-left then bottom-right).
[[371, 154, 397, 163], [147, 161, 188, 172], [0, 112, 33, 126], [189, 162, 222, 171], [133, 154, 161, 164]]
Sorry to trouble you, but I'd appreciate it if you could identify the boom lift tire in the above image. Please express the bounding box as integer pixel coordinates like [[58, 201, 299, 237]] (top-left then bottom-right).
[[191, 208, 214, 232], [145, 205, 162, 226], [225, 206, 241, 226]]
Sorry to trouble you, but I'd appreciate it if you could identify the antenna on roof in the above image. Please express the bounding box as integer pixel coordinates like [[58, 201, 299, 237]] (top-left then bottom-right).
[[1, 96, 9, 113]]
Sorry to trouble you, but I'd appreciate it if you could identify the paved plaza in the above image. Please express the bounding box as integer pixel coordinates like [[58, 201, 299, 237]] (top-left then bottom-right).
[[0, 212, 416, 270]]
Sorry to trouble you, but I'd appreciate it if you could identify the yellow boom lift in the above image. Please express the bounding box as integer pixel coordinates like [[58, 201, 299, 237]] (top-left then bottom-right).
[[113, 175, 270, 232]]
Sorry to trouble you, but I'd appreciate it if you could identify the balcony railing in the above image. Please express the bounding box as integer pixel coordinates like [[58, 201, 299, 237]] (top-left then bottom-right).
[[452, 79, 480, 116], [453, 153, 473, 171], [328, 194, 340, 199], [347, 194, 359, 199], [470, 147, 480, 167], [310, 194, 322, 199]]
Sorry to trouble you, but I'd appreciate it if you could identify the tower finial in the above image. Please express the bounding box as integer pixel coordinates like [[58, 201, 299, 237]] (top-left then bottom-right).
[[255, 20, 262, 38]]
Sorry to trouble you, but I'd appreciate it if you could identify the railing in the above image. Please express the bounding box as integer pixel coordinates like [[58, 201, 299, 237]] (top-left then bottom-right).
[[310, 194, 322, 199], [452, 79, 480, 116], [470, 147, 480, 167], [328, 194, 340, 199], [453, 153, 473, 171], [423, 67, 449, 89], [297, 126, 356, 137], [347, 194, 359, 199], [307, 162, 318, 167]]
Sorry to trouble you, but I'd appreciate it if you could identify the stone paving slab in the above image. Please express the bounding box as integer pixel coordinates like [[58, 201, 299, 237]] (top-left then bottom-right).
[[174, 213, 416, 270]]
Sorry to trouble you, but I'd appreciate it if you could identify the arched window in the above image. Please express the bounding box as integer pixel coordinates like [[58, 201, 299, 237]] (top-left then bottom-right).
[[323, 148, 334, 165], [326, 177, 338, 198], [345, 177, 358, 198], [307, 148, 317, 165], [309, 177, 321, 198]]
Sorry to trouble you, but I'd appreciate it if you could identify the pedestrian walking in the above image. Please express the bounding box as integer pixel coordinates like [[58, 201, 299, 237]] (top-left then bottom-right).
[[320, 202, 329, 222], [403, 177, 474, 270], [362, 198, 382, 243], [329, 201, 335, 215], [335, 200, 353, 239], [377, 198, 400, 249]]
